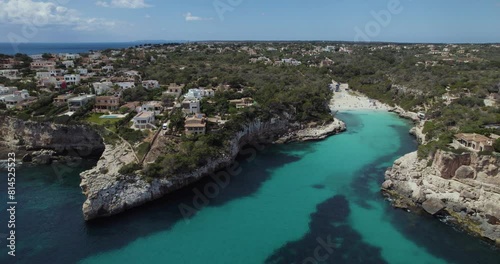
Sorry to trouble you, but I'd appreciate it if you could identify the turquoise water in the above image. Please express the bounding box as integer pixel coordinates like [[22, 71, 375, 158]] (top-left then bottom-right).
[[1, 111, 499, 263], [99, 115, 121, 119]]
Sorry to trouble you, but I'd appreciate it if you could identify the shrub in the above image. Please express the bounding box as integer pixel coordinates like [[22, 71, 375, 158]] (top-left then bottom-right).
[[118, 163, 142, 175], [494, 138, 500, 153]]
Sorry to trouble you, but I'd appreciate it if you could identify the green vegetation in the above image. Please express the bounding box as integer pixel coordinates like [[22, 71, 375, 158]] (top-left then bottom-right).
[[494, 138, 500, 153], [118, 163, 142, 175], [137, 142, 151, 161], [144, 133, 226, 178]]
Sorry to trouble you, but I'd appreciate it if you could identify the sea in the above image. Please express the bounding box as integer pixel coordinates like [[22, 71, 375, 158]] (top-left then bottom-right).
[[0, 111, 499, 264], [0, 41, 181, 55]]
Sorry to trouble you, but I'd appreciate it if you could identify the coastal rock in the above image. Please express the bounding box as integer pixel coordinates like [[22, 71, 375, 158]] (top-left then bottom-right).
[[433, 150, 471, 179], [422, 198, 445, 215], [31, 149, 56, 165], [389, 106, 420, 122], [382, 180, 393, 190], [455, 166, 476, 179], [22, 153, 33, 162], [383, 150, 500, 246], [275, 118, 346, 143], [0, 116, 105, 160]]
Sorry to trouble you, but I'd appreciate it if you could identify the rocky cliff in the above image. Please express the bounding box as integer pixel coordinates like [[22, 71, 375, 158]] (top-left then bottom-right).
[[382, 150, 500, 245], [0, 116, 105, 162], [81, 118, 346, 220]]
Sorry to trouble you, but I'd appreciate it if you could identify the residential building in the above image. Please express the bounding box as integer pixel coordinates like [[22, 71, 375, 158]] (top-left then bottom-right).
[[62, 60, 75, 68], [102, 65, 114, 72], [141, 101, 163, 115], [0, 69, 19, 79], [29, 54, 44, 60], [280, 58, 302, 66], [77, 68, 88, 75], [53, 94, 76, 106], [64, 74, 81, 85], [0, 86, 17, 95], [184, 88, 215, 100], [164, 83, 185, 98], [67, 94, 96, 111], [185, 114, 207, 135], [93, 82, 114, 95], [36, 72, 52, 79], [124, 70, 140, 77], [132, 111, 155, 129], [142, 80, 160, 89], [30, 60, 56, 71], [182, 99, 200, 114], [229, 97, 254, 109], [89, 52, 102, 61], [121, 101, 141, 113], [115, 82, 135, 90], [0, 90, 30, 109], [60, 53, 80, 60], [95, 96, 120, 112], [454, 133, 497, 152]]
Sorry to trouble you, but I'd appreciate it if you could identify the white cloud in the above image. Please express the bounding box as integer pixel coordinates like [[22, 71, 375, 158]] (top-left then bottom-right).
[[184, 12, 212, 22], [96, 0, 151, 9], [0, 0, 119, 31]]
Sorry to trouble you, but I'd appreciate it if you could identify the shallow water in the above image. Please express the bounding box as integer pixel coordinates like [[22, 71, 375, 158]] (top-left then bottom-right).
[[0, 111, 498, 264]]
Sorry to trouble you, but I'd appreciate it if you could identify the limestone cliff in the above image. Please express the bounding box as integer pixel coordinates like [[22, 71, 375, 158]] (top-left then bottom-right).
[[383, 150, 500, 245], [81, 118, 346, 220], [0, 116, 105, 161]]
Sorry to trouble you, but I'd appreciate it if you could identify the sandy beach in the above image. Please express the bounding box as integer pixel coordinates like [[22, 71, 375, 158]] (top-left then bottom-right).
[[330, 84, 391, 111]]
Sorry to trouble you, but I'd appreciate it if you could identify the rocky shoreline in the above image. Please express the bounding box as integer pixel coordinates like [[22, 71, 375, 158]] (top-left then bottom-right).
[[382, 151, 500, 246], [80, 117, 346, 220], [0, 116, 105, 161]]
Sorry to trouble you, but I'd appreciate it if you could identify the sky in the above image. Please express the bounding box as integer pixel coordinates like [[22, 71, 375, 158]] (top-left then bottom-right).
[[0, 0, 499, 43]]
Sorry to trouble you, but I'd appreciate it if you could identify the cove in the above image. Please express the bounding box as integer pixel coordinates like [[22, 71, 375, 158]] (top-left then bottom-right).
[[1, 111, 499, 264]]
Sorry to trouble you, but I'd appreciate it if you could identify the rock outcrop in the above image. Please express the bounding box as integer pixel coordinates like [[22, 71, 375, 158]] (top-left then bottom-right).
[[275, 119, 346, 143], [389, 106, 420, 122], [0, 116, 105, 160], [383, 150, 500, 245], [81, 118, 346, 220]]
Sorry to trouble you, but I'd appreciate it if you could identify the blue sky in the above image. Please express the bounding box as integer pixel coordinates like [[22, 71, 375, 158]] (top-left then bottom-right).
[[0, 0, 499, 43]]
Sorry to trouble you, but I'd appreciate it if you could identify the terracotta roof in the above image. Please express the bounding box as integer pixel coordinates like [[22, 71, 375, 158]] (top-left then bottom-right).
[[455, 133, 490, 143]]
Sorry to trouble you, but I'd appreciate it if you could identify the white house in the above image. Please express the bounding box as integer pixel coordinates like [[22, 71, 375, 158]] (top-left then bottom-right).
[[124, 70, 140, 77], [102, 65, 114, 72], [182, 99, 200, 114], [60, 53, 80, 60], [67, 94, 96, 111], [92, 82, 114, 95], [132, 111, 155, 129], [142, 80, 160, 90], [184, 88, 215, 100], [62, 60, 75, 68], [29, 54, 44, 60], [36, 72, 52, 79], [141, 101, 163, 115], [49, 69, 63, 76], [89, 52, 102, 61], [0, 69, 19, 78], [0, 86, 17, 95], [77, 68, 89, 75], [64, 74, 81, 85], [0, 90, 29, 109], [115, 82, 136, 90]]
